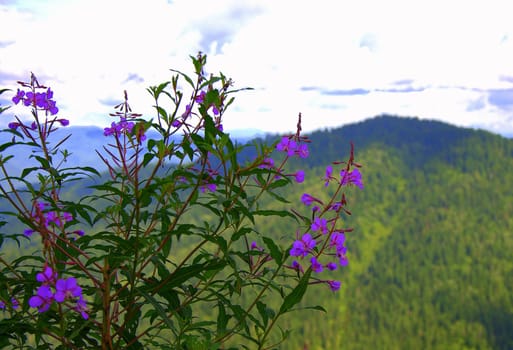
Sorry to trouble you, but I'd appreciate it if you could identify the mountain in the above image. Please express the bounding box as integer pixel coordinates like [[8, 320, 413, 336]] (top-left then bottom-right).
[[2, 115, 513, 349], [271, 115, 513, 349]]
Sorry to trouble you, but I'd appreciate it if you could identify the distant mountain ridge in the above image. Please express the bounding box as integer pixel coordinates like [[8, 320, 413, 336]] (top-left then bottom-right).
[[0, 124, 263, 177]]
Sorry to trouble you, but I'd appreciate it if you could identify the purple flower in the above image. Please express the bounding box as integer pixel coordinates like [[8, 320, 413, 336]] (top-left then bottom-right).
[[329, 201, 343, 211], [171, 119, 182, 128], [58, 119, 69, 126], [103, 119, 134, 137], [327, 280, 341, 292], [310, 256, 323, 273], [121, 119, 135, 134], [291, 260, 304, 272], [294, 170, 305, 183], [258, 157, 274, 169], [200, 183, 217, 193], [45, 211, 58, 226], [323, 166, 333, 187], [330, 232, 346, 251], [12, 89, 25, 104], [46, 87, 54, 99], [340, 168, 363, 189], [104, 122, 117, 136], [70, 230, 85, 240], [301, 193, 316, 206], [45, 99, 58, 115], [45, 211, 72, 227], [63, 212, 73, 222], [276, 136, 297, 156], [311, 217, 328, 234], [182, 104, 192, 118], [24, 228, 35, 236], [75, 296, 88, 320], [36, 266, 57, 285], [212, 105, 220, 116], [0, 298, 19, 310], [326, 262, 338, 271], [296, 144, 309, 158], [18, 88, 59, 115], [338, 255, 349, 266], [29, 285, 54, 312], [54, 277, 82, 303], [23, 91, 33, 106], [8, 122, 20, 130], [290, 233, 316, 257], [195, 90, 206, 103]]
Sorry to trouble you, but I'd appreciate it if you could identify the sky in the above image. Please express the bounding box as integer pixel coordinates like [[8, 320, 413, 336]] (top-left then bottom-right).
[[2, 0, 513, 136]]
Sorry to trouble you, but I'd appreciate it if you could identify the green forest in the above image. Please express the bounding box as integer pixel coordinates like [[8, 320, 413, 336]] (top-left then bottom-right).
[[243, 115, 513, 349], [2, 115, 513, 349]]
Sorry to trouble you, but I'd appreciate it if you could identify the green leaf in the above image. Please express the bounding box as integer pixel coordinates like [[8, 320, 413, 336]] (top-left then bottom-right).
[[265, 190, 290, 204], [253, 210, 297, 221], [0, 154, 13, 166], [165, 260, 226, 289], [266, 178, 290, 190], [169, 69, 195, 88], [135, 287, 177, 336], [149, 81, 171, 99], [262, 237, 283, 265], [278, 269, 312, 315], [230, 227, 252, 242], [204, 114, 218, 144], [217, 301, 228, 337], [256, 301, 273, 328], [0, 141, 18, 152], [33, 155, 50, 169]]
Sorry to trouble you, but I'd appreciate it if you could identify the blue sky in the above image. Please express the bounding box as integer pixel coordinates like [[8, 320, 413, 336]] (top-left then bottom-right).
[[1, 0, 513, 135]]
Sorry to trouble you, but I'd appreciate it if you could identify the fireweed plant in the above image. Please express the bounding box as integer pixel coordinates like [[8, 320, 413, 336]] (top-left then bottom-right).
[[0, 53, 363, 349]]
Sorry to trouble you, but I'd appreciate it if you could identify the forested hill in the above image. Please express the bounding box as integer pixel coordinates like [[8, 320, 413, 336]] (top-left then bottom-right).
[[301, 114, 510, 170], [2, 115, 513, 349], [274, 115, 513, 349]]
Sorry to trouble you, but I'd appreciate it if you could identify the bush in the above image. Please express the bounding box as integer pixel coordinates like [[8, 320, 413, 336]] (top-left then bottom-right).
[[0, 53, 362, 349]]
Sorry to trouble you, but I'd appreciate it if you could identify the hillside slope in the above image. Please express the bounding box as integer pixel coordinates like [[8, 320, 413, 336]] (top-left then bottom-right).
[[2, 115, 513, 349], [275, 115, 513, 349]]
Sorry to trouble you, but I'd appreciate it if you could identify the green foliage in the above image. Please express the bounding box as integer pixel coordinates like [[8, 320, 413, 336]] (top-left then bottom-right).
[[262, 116, 513, 349], [0, 55, 359, 349]]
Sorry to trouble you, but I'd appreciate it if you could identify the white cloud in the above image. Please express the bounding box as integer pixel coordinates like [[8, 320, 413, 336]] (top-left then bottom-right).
[[2, 0, 513, 135]]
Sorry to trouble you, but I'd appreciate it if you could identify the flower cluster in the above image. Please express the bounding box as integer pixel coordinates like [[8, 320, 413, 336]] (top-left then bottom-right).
[[23, 201, 84, 239], [104, 117, 135, 137], [195, 90, 220, 116], [0, 298, 19, 311], [28, 266, 88, 319], [0, 56, 364, 348], [103, 90, 145, 143], [172, 88, 224, 132], [12, 87, 58, 115], [289, 159, 363, 291], [276, 136, 309, 158], [324, 165, 364, 189], [340, 168, 364, 189], [7, 75, 69, 137], [263, 135, 310, 184], [289, 229, 348, 291]]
